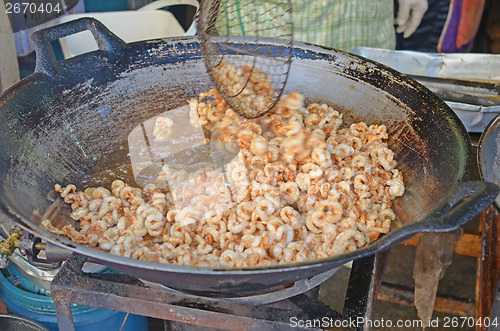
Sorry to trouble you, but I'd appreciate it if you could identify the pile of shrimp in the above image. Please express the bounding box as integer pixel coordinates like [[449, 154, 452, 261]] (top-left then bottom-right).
[[44, 88, 404, 268], [210, 59, 275, 118]]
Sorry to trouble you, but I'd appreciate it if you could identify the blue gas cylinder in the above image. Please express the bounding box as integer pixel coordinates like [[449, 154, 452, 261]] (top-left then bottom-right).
[[0, 264, 148, 331]]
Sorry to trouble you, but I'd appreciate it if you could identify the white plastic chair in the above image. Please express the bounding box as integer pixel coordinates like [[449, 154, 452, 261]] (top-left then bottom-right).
[[58, 0, 199, 59]]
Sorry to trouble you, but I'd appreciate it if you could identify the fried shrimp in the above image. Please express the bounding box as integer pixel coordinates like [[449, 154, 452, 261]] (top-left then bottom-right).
[[45, 81, 404, 268]]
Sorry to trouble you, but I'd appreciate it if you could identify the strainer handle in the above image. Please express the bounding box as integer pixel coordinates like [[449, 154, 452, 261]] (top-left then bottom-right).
[[31, 18, 126, 76]]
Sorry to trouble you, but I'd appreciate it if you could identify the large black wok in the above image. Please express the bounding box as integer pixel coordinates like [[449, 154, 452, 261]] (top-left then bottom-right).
[[478, 114, 500, 210], [0, 19, 497, 294]]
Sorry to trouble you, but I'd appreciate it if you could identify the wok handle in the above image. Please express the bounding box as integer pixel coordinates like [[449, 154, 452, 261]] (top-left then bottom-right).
[[416, 181, 499, 230], [378, 181, 499, 249], [31, 17, 126, 76]]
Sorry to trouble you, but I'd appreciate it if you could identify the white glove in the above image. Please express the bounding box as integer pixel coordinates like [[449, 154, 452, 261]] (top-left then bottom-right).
[[395, 0, 429, 38]]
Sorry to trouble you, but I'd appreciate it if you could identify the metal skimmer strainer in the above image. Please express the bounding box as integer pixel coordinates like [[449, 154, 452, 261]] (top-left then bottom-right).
[[197, 0, 293, 118]]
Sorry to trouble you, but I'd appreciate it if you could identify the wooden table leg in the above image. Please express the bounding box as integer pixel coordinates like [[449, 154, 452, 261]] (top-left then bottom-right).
[[476, 205, 500, 331]]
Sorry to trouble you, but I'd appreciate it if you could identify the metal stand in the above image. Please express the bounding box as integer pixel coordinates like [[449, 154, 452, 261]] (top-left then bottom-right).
[[51, 253, 383, 331]]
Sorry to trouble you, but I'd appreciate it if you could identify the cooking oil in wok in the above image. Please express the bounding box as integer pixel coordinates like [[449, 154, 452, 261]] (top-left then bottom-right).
[[77, 104, 207, 189], [78, 138, 239, 193], [78, 142, 137, 189]]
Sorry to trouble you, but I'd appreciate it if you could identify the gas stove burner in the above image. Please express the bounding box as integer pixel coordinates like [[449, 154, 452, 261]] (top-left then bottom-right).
[[49, 252, 383, 331], [150, 267, 339, 305]]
